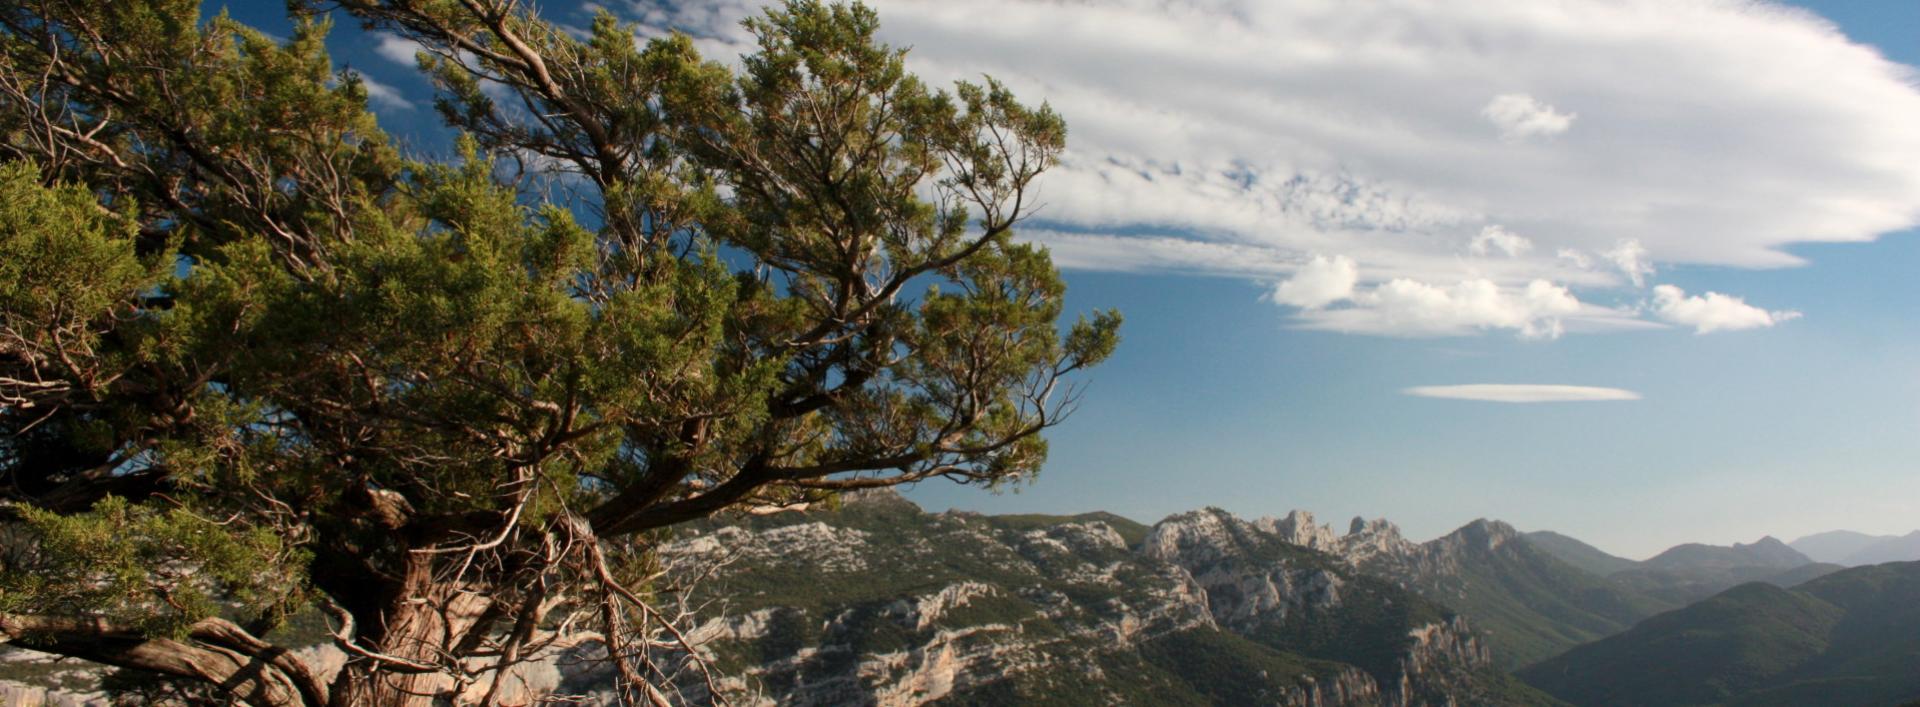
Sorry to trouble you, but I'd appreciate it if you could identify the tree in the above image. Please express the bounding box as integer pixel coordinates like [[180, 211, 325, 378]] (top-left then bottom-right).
[[0, 0, 1119, 704]]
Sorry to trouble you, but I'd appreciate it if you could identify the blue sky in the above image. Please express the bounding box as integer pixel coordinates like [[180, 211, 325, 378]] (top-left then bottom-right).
[[230, 0, 1920, 558]]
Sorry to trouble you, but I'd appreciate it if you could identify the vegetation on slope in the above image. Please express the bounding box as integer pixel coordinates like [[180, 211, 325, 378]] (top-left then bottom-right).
[[1521, 531, 1641, 577], [1393, 523, 1673, 668], [1520, 561, 1920, 706]]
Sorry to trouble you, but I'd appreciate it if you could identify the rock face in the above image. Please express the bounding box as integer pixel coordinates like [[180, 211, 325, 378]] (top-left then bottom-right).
[[655, 498, 1543, 706], [1253, 510, 1340, 551], [1143, 509, 1512, 707]]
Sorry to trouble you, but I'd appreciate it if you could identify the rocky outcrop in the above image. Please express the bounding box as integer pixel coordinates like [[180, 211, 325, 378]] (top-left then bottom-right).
[[657, 494, 1252, 705], [1255, 510, 1340, 552], [1145, 509, 1346, 629], [1277, 666, 1383, 707], [1144, 509, 1502, 707], [1246, 509, 1424, 569]]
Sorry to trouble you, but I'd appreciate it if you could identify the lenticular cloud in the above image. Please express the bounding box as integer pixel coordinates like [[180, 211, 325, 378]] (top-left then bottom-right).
[[1403, 385, 1642, 403]]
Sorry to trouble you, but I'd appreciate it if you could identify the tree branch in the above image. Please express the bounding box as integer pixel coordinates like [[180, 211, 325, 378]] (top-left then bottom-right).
[[0, 615, 328, 707]]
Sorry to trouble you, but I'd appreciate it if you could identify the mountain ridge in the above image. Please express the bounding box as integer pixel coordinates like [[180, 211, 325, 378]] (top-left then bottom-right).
[[1519, 561, 1920, 706], [1841, 530, 1920, 566], [651, 492, 1559, 705]]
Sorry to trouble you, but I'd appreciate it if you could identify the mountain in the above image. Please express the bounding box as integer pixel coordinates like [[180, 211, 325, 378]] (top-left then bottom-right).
[[1643, 536, 1811, 570], [1520, 531, 1640, 577], [1140, 509, 1556, 705], [1789, 529, 1920, 566], [1519, 561, 1920, 706], [1790, 529, 1895, 564], [1843, 530, 1920, 565], [658, 495, 1559, 705], [1609, 537, 1841, 606], [1258, 513, 1673, 669]]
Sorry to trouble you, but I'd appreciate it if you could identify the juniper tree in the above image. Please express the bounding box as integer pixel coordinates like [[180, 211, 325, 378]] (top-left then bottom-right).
[[0, 0, 1118, 704]]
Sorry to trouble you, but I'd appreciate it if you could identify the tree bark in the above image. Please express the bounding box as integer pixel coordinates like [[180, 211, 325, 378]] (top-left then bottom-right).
[[0, 615, 328, 706], [326, 553, 496, 707]]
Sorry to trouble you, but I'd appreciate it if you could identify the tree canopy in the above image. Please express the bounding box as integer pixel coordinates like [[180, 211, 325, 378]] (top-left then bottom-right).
[[0, 0, 1117, 704]]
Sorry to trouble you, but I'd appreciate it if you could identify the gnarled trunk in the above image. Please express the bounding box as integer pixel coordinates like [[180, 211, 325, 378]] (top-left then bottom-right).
[[326, 554, 497, 707]]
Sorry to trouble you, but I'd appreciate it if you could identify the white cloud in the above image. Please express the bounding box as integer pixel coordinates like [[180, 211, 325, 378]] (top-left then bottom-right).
[[352, 72, 414, 111], [1557, 248, 1594, 270], [1296, 278, 1592, 339], [372, 33, 428, 66], [616, 0, 1920, 337], [1651, 284, 1801, 333], [1482, 93, 1576, 140], [1470, 225, 1533, 257], [1603, 239, 1655, 288], [1271, 255, 1357, 309], [1403, 384, 1641, 403]]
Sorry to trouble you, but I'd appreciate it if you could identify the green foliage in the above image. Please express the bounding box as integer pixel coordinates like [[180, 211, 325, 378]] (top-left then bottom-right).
[[1, 496, 307, 639], [0, 162, 158, 348], [1130, 628, 1358, 706], [0, 0, 1117, 696]]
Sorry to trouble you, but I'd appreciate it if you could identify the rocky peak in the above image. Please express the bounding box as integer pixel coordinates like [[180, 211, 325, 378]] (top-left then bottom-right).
[[1142, 507, 1244, 565], [1346, 516, 1406, 543], [1341, 516, 1414, 565], [1027, 520, 1129, 556], [1255, 510, 1341, 551], [839, 486, 919, 510], [1446, 518, 1520, 551], [1738, 536, 1813, 566]]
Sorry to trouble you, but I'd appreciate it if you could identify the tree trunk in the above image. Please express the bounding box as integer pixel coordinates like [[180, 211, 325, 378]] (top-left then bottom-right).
[[327, 555, 495, 707]]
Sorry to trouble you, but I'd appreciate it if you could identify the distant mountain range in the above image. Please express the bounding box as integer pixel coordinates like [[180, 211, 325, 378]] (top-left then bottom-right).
[[1605, 537, 1844, 607], [1520, 561, 1920, 706], [1791, 529, 1920, 566]]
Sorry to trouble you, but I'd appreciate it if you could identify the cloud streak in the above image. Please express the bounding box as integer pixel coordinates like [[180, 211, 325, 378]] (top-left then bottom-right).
[[1403, 384, 1642, 403]]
